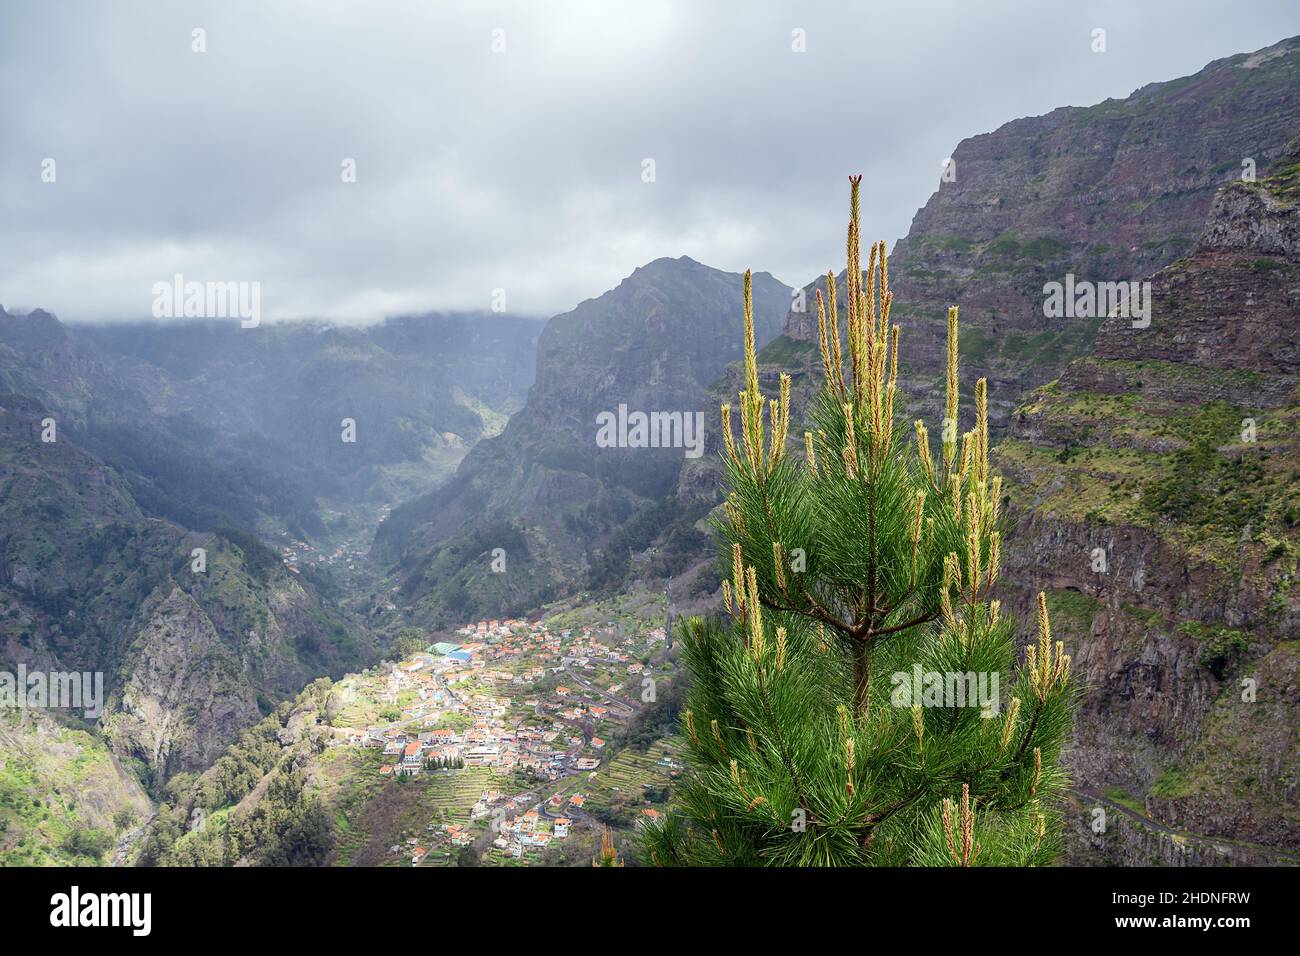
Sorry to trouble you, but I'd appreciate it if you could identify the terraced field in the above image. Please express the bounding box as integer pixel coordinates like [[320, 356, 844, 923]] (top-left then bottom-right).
[[317, 749, 509, 866], [575, 738, 683, 821], [422, 767, 512, 826]]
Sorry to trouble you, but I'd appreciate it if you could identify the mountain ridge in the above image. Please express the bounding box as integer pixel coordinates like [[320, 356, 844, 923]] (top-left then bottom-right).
[[373, 257, 793, 622], [995, 139, 1300, 862]]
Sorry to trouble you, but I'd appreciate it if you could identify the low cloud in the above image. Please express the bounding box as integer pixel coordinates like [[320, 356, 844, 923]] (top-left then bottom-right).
[[1, 0, 1295, 322]]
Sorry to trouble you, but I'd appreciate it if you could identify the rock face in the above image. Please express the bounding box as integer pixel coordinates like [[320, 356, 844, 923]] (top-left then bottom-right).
[[373, 257, 791, 621], [779, 36, 1300, 431], [1199, 176, 1300, 257], [1064, 791, 1298, 867], [993, 144, 1300, 863], [105, 587, 251, 775]]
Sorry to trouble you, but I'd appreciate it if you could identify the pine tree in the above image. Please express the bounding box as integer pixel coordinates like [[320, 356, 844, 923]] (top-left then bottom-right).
[[642, 177, 1078, 867]]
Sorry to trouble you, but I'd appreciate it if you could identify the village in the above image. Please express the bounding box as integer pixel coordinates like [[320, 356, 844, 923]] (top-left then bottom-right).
[[273, 501, 396, 592], [322, 614, 681, 865]]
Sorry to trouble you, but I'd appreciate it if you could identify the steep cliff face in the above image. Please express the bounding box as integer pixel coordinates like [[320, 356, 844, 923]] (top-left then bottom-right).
[[374, 258, 791, 622], [0, 394, 374, 785], [650, 44, 1300, 862], [993, 145, 1300, 863], [780, 36, 1300, 431], [99, 536, 373, 782]]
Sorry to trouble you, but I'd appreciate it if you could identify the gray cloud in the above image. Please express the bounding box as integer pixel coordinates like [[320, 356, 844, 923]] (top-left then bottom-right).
[[1, 0, 1296, 322]]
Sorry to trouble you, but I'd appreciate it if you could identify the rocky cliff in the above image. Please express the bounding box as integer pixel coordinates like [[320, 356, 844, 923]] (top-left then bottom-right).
[[608, 39, 1300, 864], [649, 37, 1300, 606], [777, 36, 1300, 431], [373, 257, 791, 622], [993, 143, 1300, 863]]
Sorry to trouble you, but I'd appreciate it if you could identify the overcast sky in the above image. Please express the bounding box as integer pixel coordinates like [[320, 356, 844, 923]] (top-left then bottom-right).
[[2, 0, 1297, 323]]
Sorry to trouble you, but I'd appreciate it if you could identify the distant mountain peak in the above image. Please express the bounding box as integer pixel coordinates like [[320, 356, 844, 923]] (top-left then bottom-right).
[[628, 254, 776, 282]]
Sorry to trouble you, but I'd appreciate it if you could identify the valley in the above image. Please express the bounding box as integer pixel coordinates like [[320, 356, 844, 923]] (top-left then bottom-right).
[[134, 594, 681, 867], [1, 34, 1297, 870]]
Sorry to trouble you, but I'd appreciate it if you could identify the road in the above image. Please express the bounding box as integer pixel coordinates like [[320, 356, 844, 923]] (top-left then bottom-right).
[[561, 662, 635, 717]]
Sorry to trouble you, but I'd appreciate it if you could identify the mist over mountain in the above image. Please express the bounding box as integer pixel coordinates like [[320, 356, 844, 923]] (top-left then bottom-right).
[[0, 309, 542, 536], [0, 308, 539, 794], [373, 257, 792, 621]]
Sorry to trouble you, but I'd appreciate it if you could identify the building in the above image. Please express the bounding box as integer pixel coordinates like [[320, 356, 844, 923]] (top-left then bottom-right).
[[399, 741, 422, 775], [465, 745, 501, 766]]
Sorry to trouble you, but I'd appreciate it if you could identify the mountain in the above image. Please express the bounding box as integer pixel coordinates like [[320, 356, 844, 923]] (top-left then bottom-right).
[[677, 39, 1297, 864], [0, 393, 375, 787], [0, 309, 542, 539], [4, 34, 1297, 870], [374, 36, 1300, 630], [646, 35, 1300, 587], [0, 308, 543, 858], [994, 142, 1300, 863], [774, 36, 1300, 431], [373, 257, 792, 621]]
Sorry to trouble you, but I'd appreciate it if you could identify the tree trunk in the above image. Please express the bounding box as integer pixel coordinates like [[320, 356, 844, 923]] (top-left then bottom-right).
[[853, 638, 872, 715]]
